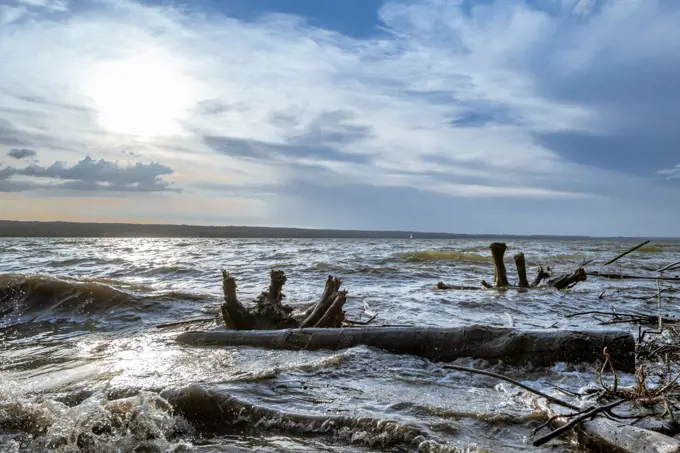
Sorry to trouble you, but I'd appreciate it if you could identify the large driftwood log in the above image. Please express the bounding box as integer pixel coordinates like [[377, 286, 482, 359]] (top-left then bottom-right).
[[176, 326, 635, 370], [220, 270, 348, 330]]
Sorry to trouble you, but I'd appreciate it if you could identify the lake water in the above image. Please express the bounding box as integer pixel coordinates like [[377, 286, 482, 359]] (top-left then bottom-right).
[[1, 237, 678, 452]]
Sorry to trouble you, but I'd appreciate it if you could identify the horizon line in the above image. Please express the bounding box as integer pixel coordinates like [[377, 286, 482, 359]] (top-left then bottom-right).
[[1, 219, 678, 240]]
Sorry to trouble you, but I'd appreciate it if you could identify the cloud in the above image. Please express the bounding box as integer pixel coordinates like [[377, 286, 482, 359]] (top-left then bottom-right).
[[659, 165, 680, 180], [7, 148, 37, 160], [0, 0, 679, 234], [0, 156, 178, 193]]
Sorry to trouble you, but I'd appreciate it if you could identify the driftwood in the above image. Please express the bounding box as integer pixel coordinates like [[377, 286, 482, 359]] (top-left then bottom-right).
[[549, 267, 587, 290], [532, 266, 551, 287], [588, 271, 680, 282], [156, 318, 215, 329], [300, 276, 344, 327], [176, 326, 635, 370], [438, 243, 586, 291], [220, 270, 348, 330], [604, 240, 650, 266], [490, 242, 509, 287], [514, 253, 529, 288], [659, 261, 680, 273], [533, 398, 680, 452]]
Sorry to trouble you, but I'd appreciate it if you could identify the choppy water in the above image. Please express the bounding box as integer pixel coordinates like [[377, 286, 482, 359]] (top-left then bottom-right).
[[1, 237, 679, 452]]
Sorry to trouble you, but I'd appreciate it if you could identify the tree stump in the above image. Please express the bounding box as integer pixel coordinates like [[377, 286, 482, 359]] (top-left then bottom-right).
[[514, 253, 529, 288], [220, 270, 347, 330], [490, 242, 509, 288]]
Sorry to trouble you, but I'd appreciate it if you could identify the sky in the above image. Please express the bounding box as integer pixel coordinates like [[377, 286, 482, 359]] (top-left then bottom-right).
[[0, 0, 679, 236]]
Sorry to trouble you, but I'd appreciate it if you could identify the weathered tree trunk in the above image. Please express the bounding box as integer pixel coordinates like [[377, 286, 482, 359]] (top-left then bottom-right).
[[514, 253, 529, 288], [220, 271, 348, 330], [177, 326, 635, 370], [300, 276, 343, 327], [252, 270, 298, 329], [313, 291, 347, 328], [550, 268, 587, 290], [490, 243, 509, 288], [220, 270, 251, 329]]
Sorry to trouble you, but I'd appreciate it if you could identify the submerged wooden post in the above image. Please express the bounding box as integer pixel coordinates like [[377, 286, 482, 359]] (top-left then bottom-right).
[[514, 253, 529, 288], [490, 242, 509, 288]]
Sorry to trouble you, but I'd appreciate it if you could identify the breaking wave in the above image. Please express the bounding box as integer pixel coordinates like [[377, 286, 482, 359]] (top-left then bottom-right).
[[161, 384, 425, 448], [0, 380, 192, 453], [0, 275, 211, 328], [393, 251, 490, 264]]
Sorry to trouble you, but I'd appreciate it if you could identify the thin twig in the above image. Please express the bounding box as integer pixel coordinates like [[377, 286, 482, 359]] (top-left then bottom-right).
[[532, 399, 626, 447], [155, 317, 215, 329], [603, 240, 650, 266], [659, 261, 680, 273], [442, 364, 579, 410], [343, 313, 378, 326]]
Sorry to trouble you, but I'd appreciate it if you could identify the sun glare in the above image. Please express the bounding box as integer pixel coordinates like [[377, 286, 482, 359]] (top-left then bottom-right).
[[83, 54, 197, 138]]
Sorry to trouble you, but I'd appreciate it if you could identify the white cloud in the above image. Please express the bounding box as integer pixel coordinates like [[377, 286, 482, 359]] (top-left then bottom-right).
[[659, 165, 680, 179]]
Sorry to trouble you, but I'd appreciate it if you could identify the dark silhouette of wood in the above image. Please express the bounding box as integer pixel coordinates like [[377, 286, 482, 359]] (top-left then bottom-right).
[[532, 267, 551, 287], [550, 268, 587, 290], [220, 271, 348, 330], [490, 242, 509, 288], [603, 240, 650, 266], [156, 318, 215, 329], [220, 270, 251, 329], [658, 261, 680, 273], [314, 291, 348, 328], [177, 326, 635, 371], [588, 271, 680, 282], [514, 253, 529, 288], [436, 282, 483, 290]]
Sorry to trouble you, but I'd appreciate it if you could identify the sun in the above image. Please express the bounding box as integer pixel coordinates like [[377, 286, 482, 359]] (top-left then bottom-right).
[[83, 53, 197, 138]]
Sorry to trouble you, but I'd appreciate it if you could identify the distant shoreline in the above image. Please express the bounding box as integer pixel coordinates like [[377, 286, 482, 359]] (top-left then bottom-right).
[[0, 220, 674, 240]]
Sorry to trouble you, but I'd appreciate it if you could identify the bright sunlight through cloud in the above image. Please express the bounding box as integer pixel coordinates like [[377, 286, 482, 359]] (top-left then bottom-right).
[[82, 54, 198, 138]]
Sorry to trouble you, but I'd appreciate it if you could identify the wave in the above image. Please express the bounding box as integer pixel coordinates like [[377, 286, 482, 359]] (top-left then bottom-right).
[[231, 350, 355, 382], [0, 275, 211, 328], [45, 257, 127, 267], [393, 250, 490, 264], [305, 262, 403, 276], [0, 383, 190, 452], [639, 245, 663, 253], [161, 384, 424, 448]]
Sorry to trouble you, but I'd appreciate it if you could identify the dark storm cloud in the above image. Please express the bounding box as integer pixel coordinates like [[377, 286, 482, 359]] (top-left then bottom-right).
[[205, 109, 373, 164], [7, 148, 37, 160], [290, 110, 373, 147], [526, 6, 680, 177], [0, 156, 178, 192]]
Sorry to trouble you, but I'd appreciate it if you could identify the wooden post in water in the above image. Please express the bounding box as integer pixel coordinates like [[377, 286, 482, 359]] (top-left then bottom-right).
[[514, 253, 529, 288], [490, 242, 509, 288]]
